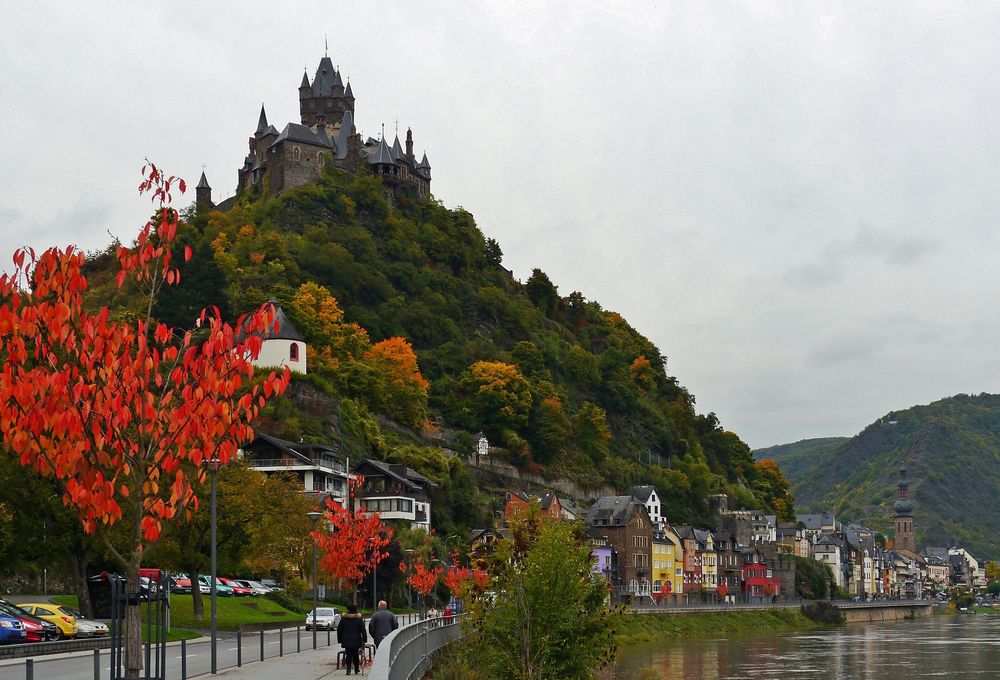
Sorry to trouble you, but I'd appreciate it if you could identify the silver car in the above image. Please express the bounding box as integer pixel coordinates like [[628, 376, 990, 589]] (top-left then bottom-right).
[[304, 607, 341, 631], [233, 580, 271, 597], [63, 609, 109, 637]]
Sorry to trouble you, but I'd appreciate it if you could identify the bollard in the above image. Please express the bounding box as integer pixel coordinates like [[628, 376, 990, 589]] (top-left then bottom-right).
[[94, 649, 100, 680], [297, 625, 300, 653], [279, 625, 283, 656], [25, 659, 33, 680], [181, 639, 187, 680], [327, 625, 331, 647], [260, 628, 264, 661], [237, 631, 242, 667]]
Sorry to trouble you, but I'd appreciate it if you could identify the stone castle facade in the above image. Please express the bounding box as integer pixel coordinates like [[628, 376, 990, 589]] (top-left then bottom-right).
[[196, 53, 431, 212]]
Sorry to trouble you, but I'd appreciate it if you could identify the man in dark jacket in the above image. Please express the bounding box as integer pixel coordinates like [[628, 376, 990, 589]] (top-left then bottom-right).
[[368, 599, 398, 649], [336, 603, 367, 675]]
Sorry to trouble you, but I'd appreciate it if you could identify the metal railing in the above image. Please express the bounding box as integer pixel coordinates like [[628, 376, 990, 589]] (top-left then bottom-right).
[[369, 614, 465, 680]]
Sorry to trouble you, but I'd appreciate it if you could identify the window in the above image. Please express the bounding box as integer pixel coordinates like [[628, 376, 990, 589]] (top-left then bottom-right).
[[292, 146, 301, 161], [289, 343, 300, 362], [630, 579, 639, 593]]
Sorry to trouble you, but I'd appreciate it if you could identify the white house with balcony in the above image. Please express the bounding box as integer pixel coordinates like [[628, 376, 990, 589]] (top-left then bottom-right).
[[352, 459, 436, 532], [238, 434, 348, 507], [251, 302, 308, 375]]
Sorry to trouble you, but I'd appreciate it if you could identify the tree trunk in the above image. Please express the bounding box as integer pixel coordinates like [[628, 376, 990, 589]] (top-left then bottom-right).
[[125, 568, 142, 680], [66, 550, 93, 619], [189, 566, 204, 622]]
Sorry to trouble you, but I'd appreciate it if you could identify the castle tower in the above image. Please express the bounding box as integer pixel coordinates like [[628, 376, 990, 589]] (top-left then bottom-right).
[[196, 171, 213, 214], [893, 463, 915, 552], [405, 128, 414, 160], [300, 56, 353, 127]]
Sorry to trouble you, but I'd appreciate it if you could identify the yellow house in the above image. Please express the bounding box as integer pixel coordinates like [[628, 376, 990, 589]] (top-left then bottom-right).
[[697, 529, 718, 598], [655, 525, 684, 603]]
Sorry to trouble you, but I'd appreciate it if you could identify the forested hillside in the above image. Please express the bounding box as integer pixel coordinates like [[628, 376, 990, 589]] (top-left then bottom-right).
[[82, 166, 794, 529], [757, 393, 1000, 559]]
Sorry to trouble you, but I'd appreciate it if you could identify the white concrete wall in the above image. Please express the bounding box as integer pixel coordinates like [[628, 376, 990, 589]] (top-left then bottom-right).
[[254, 338, 307, 374]]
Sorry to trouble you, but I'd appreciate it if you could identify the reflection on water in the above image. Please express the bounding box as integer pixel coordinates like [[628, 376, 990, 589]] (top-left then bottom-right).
[[612, 615, 1000, 679]]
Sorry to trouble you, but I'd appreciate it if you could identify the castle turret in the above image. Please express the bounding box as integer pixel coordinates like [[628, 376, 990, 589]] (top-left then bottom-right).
[[405, 128, 414, 160], [893, 462, 915, 552], [344, 80, 355, 110], [196, 171, 213, 214], [255, 105, 268, 136], [416, 152, 431, 180]]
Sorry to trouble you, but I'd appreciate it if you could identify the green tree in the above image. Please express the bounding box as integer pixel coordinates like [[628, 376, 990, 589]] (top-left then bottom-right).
[[461, 513, 619, 679], [573, 402, 612, 464], [524, 268, 559, 317], [985, 561, 1000, 583], [457, 361, 532, 438]]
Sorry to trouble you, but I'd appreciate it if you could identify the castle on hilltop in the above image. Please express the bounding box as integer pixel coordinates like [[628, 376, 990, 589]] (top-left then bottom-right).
[[197, 52, 431, 213]]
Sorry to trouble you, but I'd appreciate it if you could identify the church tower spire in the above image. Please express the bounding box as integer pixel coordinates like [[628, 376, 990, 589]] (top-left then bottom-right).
[[893, 462, 915, 552]]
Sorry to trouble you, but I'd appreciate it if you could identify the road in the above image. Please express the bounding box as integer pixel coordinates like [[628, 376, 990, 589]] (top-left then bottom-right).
[[0, 627, 345, 680]]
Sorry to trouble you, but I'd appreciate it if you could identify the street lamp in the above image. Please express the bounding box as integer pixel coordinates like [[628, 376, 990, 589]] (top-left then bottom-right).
[[307, 511, 324, 650], [371, 537, 380, 612], [203, 457, 222, 675], [404, 549, 415, 612], [443, 534, 458, 566]]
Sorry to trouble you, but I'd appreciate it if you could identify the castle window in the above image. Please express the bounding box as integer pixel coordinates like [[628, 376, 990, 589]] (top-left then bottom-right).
[[289, 343, 300, 362], [292, 147, 301, 162]]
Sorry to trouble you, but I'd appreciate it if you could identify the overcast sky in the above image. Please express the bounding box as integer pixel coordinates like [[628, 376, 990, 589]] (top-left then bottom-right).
[[4, 1, 1000, 448]]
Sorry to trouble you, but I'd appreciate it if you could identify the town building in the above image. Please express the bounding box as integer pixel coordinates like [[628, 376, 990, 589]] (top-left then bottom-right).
[[893, 463, 916, 553], [630, 485, 662, 527], [238, 433, 348, 505], [248, 302, 308, 375], [585, 496, 653, 603], [352, 459, 436, 532]]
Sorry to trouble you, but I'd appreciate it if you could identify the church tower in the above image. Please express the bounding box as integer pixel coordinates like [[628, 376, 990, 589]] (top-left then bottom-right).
[[893, 463, 915, 552]]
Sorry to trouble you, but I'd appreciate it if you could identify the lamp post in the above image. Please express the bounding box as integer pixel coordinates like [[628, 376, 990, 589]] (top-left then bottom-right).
[[371, 537, 379, 612], [404, 549, 415, 612], [203, 457, 222, 675], [307, 511, 323, 650]]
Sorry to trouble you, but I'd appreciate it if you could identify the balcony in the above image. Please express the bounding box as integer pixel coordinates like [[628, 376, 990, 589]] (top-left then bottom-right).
[[248, 457, 347, 475]]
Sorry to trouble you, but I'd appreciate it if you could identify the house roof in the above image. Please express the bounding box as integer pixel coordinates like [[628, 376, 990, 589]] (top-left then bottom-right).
[[629, 485, 655, 503], [355, 458, 438, 490], [416, 152, 431, 170], [256, 105, 268, 134], [335, 111, 354, 160], [366, 136, 395, 165], [272, 122, 336, 150], [267, 302, 305, 341], [585, 496, 644, 527], [311, 57, 342, 97], [196, 171, 211, 190], [797, 513, 836, 530], [242, 433, 339, 465]]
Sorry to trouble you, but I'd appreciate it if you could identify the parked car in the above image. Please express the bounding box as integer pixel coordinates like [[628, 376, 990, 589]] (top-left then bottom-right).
[[62, 608, 109, 637], [0, 601, 58, 642], [304, 607, 340, 631], [0, 615, 26, 644], [218, 578, 253, 597], [17, 604, 77, 638], [170, 575, 193, 594], [260, 579, 283, 592], [232, 580, 271, 596], [198, 576, 234, 597]]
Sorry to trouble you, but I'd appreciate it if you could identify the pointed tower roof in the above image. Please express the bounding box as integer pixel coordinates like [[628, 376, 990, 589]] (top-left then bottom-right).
[[335, 110, 354, 160], [256, 105, 268, 134], [300, 70, 310, 88], [344, 80, 354, 99], [196, 171, 211, 189], [391, 135, 404, 162], [333, 69, 344, 89], [312, 56, 338, 97], [416, 152, 431, 170], [366, 136, 395, 165], [266, 301, 305, 342]]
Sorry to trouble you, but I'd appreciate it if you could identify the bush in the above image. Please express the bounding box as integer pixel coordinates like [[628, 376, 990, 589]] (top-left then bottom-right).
[[265, 590, 307, 614], [800, 601, 845, 624]]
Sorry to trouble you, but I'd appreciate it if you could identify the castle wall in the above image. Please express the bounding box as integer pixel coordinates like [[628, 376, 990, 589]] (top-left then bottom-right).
[[270, 144, 332, 194]]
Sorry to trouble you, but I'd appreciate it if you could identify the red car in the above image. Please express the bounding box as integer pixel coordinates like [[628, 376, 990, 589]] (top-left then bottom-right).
[[218, 578, 253, 596], [0, 601, 58, 642]]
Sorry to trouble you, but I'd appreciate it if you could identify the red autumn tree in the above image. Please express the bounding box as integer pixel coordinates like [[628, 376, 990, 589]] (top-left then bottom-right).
[[442, 565, 489, 599], [401, 555, 444, 605], [0, 164, 290, 679], [314, 478, 393, 602]]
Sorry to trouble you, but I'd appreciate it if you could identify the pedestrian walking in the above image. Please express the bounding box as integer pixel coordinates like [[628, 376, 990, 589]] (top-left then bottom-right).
[[369, 599, 398, 649], [337, 603, 367, 675]]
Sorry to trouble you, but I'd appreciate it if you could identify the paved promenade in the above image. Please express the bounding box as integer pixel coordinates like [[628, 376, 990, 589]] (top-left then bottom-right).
[[191, 645, 367, 679]]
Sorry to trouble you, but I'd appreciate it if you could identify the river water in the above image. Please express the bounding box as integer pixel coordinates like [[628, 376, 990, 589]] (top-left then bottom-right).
[[612, 614, 1000, 679]]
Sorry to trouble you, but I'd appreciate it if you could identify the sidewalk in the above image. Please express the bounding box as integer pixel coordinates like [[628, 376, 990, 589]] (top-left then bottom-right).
[[191, 645, 373, 679]]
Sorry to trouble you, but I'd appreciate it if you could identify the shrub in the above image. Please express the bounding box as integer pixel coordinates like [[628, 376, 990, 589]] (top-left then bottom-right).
[[800, 601, 845, 624]]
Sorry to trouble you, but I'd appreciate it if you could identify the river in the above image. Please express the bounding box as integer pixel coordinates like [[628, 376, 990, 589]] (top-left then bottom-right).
[[612, 613, 1000, 679]]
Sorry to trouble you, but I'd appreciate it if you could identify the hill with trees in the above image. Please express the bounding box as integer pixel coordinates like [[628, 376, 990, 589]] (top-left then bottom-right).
[[73, 165, 793, 531], [755, 393, 1000, 559]]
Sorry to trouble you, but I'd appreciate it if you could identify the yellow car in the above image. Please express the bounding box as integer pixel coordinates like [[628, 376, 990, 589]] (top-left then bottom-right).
[[18, 603, 77, 638]]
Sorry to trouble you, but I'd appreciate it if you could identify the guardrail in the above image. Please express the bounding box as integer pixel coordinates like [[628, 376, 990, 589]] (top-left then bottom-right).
[[0, 636, 112, 661], [369, 614, 465, 680], [628, 598, 937, 614]]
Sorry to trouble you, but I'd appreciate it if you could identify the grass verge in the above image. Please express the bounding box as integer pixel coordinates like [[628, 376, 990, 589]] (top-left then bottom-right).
[[619, 608, 820, 645]]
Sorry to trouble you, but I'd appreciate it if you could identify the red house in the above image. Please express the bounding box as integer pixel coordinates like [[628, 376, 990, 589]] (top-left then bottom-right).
[[740, 547, 781, 602]]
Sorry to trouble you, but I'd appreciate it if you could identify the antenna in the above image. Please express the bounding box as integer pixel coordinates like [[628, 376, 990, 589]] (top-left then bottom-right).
[[394, 117, 399, 135], [325, 34, 328, 56]]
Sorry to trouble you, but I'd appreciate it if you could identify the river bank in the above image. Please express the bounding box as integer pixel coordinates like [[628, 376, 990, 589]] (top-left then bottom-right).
[[619, 608, 821, 645]]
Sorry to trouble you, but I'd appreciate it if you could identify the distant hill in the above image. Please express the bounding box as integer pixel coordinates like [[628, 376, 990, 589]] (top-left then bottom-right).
[[756, 394, 1000, 559]]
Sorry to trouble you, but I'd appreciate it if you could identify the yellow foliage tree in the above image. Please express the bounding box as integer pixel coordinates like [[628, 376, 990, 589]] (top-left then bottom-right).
[[364, 337, 430, 429]]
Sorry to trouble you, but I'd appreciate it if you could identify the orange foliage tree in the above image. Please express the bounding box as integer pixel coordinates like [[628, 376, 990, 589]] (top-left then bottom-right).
[[0, 164, 290, 678], [313, 478, 393, 603], [364, 337, 429, 428], [442, 564, 490, 599], [401, 555, 444, 611]]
